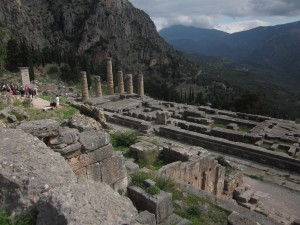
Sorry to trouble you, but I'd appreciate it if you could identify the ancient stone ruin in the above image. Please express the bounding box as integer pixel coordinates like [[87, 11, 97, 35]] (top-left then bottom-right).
[[19, 67, 30, 85], [118, 70, 125, 94], [126, 74, 134, 95], [106, 57, 114, 95], [95, 76, 102, 97], [81, 71, 89, 100]]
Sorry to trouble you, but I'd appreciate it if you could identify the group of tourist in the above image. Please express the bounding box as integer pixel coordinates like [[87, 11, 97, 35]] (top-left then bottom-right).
[[0, 82, 37, 98]]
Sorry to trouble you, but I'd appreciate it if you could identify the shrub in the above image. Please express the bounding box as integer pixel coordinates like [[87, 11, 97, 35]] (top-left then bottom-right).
[[0, 209, 37, 225], [187, 206, 201, 216], [47, 66, 58, 74], [110, 131, 139, 147]]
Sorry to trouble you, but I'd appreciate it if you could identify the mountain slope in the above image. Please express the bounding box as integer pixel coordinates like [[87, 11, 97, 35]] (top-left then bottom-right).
[[0, 0, 196, 76], [159, 22, 300, 91]]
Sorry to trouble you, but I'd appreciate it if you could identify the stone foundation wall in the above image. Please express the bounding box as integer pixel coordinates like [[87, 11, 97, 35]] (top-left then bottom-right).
[[158, 126, 300, 173], [159, 157, 225, 196]]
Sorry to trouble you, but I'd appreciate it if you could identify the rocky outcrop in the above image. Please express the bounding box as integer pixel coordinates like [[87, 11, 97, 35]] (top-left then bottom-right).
[[0, 127, 137, 224], [0, 0, 196, 77]]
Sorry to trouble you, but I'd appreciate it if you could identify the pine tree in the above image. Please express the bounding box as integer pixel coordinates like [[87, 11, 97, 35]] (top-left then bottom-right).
[[0, 29, 5, 76], [5, 39, 20, 71]]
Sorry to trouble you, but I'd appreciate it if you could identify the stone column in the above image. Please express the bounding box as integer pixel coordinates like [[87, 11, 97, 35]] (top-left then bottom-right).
[[126, 74, 133, 95], [95, 76, 102, 97], [19, 67, 30, 86], [117, 71, 124, 94], [81, 71, 89, 100], [106, 57, 114, 95], [137, 73, 144, 96]]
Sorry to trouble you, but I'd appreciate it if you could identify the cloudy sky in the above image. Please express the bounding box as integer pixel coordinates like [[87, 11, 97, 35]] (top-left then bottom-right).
[[130, 0, 300, 33]]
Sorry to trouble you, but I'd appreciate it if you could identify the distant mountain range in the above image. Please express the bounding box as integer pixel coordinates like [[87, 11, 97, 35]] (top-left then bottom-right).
[[159, 22, 300, 91]]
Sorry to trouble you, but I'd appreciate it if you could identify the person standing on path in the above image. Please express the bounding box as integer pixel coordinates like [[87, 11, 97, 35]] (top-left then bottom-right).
[[55, 95, 60, 108]]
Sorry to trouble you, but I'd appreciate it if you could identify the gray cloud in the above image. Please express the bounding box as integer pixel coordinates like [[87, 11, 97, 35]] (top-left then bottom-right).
[[130, 0, 300, 32]]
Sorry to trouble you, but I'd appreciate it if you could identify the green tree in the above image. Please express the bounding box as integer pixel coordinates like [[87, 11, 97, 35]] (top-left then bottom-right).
[[0, 29, 5, 76], [5, 39, 20, 71]]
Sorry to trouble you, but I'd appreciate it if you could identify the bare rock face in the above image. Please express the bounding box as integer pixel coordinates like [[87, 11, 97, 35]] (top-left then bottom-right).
[[37, 179, 137, 225], [17, 119, 60, 138], [0, 127, 76, 217], [0, 0, 196, 78], [0, 127, 137, 224]]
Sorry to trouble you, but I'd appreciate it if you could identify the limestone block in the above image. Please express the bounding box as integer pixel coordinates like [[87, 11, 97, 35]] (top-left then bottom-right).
[[79, 144, 114, 167], [144, 179, 156, 187], [125, 160, 140, 173], [79, 130, 109, 152], [36, 179, 137, 225], [100, 155, 127, 185], [177, 219, 193, 225], [236, 189, 255, 203], [135, 211, 156, 225], [163, 213, 184, 225], [18, 119, 59, 138], [74, 167, 87, 179], [53, 142, 82, 159], [130, 141, 159, 161], [67, 157, 83, 171], [227, 123, 239, 130], [113, 176, 129, 191], [87, 163, 101, 181], [128, 186, 173, 224], [66, 112, 102, 132], [288, 146, 297, 157], [49, 127, 79, 145], [227, 211, 258, 225]]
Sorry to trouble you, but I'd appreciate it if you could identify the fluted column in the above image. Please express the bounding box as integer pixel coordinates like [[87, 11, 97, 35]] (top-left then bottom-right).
[[106, 57, 114, 95], [95, 76, 102, 97], [117, 70, 124, 94], [137, 73, 144, 96], [126, 74, 133, 95], [81, 71, 89, 100]]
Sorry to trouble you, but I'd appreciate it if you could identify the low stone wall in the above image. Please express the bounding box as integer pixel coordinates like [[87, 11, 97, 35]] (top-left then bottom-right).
[[158, 126, 300, 173], [236, 112, 271, 122], [211, 115, 258, 127], [211, 128, 262, 144], [105, 113, 151, 133]]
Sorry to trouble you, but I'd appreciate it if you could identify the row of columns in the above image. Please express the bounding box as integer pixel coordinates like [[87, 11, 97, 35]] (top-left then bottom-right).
[[81, 58, 144, 100]]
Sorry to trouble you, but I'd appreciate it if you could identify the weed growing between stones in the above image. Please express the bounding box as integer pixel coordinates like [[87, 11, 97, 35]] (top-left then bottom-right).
[[216, 155, 235, 175]]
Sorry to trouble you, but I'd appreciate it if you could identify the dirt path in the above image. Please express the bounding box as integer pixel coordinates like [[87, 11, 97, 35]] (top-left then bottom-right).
[[32, 97, 51, 109], [244, 176, 300, 218]]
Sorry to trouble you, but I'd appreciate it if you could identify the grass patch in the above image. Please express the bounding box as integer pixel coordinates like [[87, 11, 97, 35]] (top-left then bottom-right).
[[245, 173, 264, 181], [238, 125, 253, 132], [0, 102, 6, 110], [0, 210, 37, 225], [24, 106, 78, 122], [212, 123, 228, 129], [130, 172, 229, 224], [261, 142, 272, 150]]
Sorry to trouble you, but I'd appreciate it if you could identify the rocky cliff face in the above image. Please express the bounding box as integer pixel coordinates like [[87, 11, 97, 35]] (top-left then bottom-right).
[[0, 0, 187, 74]]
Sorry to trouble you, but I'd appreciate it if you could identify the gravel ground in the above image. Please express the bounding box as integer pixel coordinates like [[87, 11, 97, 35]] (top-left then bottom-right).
[[244, 176, 300, 218]]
